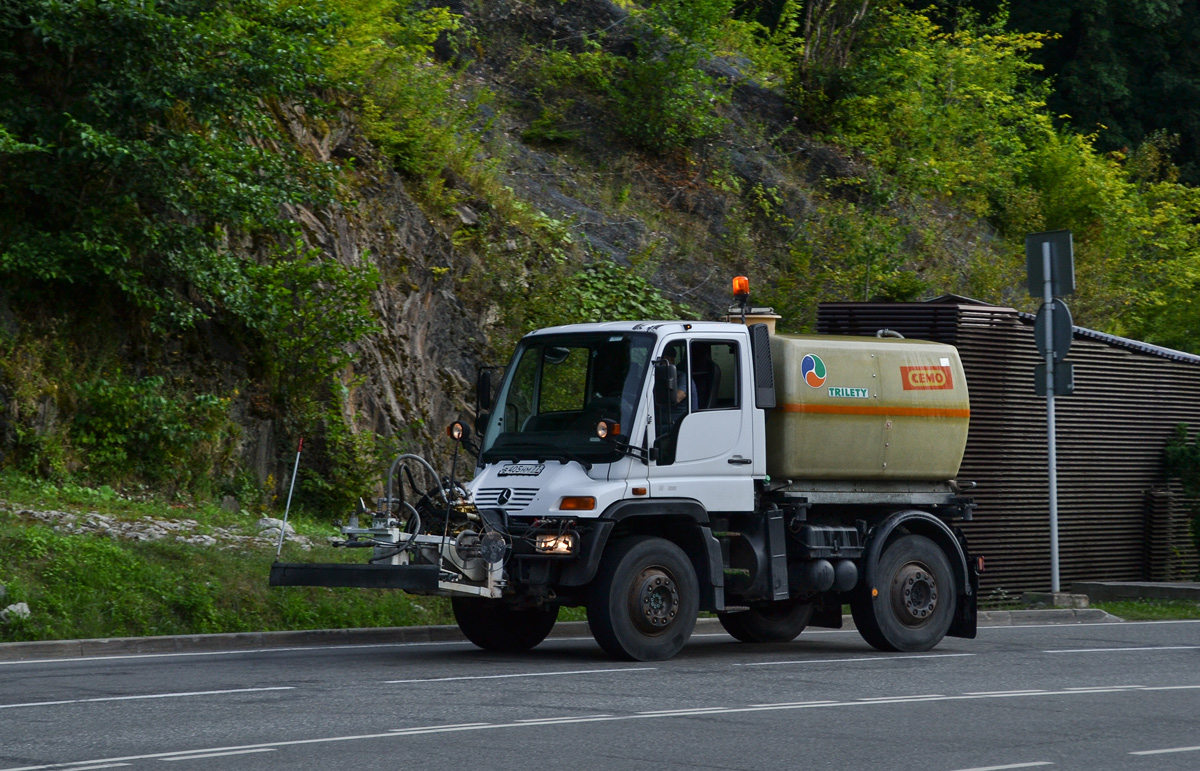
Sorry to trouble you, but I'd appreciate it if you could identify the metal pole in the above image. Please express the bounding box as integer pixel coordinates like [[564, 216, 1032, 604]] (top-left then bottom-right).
[[276, 437, 304, 559], [1042, 243, 1060, 593]]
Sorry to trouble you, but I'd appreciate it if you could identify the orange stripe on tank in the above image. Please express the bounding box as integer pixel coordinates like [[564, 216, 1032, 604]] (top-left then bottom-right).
[[777, 403, 970, 418]]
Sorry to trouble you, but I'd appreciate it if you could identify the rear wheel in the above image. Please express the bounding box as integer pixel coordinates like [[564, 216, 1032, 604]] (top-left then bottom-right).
[[452, 597, 558, 652], [587, 536, 699, 661], [852, 534, 956, 652], [718, 600, 814, 643]]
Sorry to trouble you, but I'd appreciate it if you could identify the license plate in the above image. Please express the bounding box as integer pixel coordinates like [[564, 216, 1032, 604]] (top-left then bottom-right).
[[498, 463, 545, 477]]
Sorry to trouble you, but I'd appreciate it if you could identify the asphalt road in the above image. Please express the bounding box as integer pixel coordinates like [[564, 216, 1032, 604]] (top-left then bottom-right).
[[2, 619, 1198, 771]]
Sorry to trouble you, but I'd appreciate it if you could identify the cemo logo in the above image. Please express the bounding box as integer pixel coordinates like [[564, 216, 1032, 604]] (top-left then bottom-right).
[[901, 365, 954, 390], [801, 354, 827, 388]]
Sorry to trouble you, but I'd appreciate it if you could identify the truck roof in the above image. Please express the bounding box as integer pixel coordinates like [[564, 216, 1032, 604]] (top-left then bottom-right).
[[523, 320, 751, 337]]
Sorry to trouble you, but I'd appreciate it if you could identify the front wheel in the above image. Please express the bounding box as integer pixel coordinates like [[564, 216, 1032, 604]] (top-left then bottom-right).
[[718, 600, 814, 643], [452, 597, 559, 652], [587, 536, 699, 661], [851, 534, 956, 652]]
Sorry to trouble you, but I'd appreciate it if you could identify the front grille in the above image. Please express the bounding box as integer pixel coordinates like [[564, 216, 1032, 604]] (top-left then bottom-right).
[[474, 487, 539, 512]]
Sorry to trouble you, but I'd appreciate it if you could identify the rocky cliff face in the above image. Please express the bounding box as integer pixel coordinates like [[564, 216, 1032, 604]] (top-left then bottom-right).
[[255, 113, 490, 482]]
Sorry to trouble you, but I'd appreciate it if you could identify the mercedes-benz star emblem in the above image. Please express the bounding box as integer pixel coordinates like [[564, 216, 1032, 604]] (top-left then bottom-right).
[[495, 488, 512, 506]]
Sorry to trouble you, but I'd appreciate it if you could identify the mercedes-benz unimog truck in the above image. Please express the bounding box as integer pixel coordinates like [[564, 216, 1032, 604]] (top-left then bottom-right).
[[272, 280, 979, 661]]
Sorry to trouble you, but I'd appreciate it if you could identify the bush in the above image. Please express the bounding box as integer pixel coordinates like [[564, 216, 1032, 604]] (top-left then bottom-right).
[[73, 375, 233, 491], [523, 0, 734, 153]]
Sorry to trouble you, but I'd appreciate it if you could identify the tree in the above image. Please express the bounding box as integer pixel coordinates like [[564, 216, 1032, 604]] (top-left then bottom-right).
[[0, 0, 348, 331]]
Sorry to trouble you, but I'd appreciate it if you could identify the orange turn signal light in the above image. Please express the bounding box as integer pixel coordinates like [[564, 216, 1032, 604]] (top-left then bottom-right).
[[559, 496, 596, 511], [732, 275, 750, 297]]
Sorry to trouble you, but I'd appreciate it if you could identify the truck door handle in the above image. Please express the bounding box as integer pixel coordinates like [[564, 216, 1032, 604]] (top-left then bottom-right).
[[728, 457, 752, 465]]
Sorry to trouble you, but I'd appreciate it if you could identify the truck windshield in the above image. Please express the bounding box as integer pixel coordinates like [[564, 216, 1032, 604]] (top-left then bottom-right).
[[480, 332, 655, 466]]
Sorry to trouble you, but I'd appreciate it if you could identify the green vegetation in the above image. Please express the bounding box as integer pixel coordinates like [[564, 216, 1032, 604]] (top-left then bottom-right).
[[1092, 599, 1200, 622], [517, 0, 735, 152], [0, 474, 451, 642], [0, 518, 452, 641], [928, 0, 1200, 186], [0, 0, 355, 332], [786, 4, 1200, 344]]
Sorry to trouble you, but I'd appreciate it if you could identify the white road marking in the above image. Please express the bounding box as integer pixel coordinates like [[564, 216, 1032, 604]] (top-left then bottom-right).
[[160, 749, 276, 761], [1139, 685, 1200, 692], [389, 722, 489, 732], [636, 707, 726, 715], [0, 639, 491, 667], [0, 687, 294, 710], [857, 694, 944, 701], [1045, 645, 1200, 653], [1064, 685, 1144, 691], [740, 652, 974, 666], [6, 682, 1191, 771], [963, 690, 1047, 696], [384, 666, 654, 684], [1130, 745, 1200, 756], [945, 758, 1051, 763], [748, 700, 837, 707], [62, 766, 130, 770], [514, 714, 614, 724]]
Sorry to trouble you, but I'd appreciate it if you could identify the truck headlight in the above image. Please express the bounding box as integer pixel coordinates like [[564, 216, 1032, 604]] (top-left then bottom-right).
[[535, 533, 578, 555]]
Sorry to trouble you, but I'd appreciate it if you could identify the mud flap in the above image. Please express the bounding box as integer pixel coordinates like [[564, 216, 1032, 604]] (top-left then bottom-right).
[[947, 547, 979, 639]]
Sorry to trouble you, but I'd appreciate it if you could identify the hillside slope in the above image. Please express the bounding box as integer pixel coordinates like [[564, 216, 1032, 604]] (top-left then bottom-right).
[[2, 0, 1195, 511]]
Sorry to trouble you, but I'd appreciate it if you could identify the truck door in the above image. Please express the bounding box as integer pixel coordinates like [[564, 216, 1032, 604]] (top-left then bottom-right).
[[648, 337, 755, 512]]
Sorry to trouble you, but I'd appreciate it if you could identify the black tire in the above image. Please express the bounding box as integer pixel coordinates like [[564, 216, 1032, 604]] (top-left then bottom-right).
[[718, 600, 814, 643], [451, 597, 558, 652], [851, 534, 957, 652], [587, 536, 699, 661]]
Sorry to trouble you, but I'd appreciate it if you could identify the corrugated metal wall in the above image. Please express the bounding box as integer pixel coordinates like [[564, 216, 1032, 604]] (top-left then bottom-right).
[[818, 301, 1200, 595]]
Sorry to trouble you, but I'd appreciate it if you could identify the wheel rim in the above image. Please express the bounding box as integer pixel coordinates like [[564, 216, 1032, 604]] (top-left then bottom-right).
[[890, 561, 938, 627], [628, 566, 680, 635]]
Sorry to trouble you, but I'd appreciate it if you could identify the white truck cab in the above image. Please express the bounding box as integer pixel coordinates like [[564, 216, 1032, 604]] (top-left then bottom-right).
[[474, 321, 761, 518]]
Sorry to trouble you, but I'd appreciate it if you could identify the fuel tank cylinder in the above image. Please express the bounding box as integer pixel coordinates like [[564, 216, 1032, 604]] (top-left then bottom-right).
[[766, 335, 970, 481]]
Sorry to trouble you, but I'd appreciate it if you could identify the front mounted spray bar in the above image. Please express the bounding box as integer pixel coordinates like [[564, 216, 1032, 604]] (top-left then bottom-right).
[[269, 422, 510, 597]]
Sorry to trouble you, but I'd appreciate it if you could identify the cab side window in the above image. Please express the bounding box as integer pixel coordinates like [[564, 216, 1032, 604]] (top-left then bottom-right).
[[689, 340, 738, 411]]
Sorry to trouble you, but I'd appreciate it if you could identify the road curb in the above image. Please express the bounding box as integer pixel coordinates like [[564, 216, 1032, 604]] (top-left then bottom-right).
[[976, 608, 1121, 625], [0, 608, 1124, 663]]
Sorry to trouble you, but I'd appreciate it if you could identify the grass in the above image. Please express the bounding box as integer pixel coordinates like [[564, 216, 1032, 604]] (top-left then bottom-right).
[[0, 473, 454, 643], [1091, 599, 1200, 621]]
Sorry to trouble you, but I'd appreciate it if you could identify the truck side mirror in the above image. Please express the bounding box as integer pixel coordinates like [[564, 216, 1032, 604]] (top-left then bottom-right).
[[476, 369, 493, 413]]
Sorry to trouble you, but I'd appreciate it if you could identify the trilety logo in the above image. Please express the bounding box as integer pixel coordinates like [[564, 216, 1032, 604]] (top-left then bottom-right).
[[801, 354, 827, 387]]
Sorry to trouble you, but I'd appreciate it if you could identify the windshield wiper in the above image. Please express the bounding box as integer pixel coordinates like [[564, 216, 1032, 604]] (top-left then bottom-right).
[[483, 441, 594, 471]]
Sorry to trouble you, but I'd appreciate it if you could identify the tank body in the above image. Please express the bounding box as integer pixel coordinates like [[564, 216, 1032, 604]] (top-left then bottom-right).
[[766, 335, 970, 481]]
